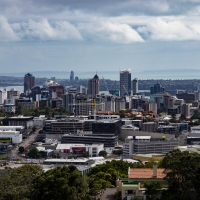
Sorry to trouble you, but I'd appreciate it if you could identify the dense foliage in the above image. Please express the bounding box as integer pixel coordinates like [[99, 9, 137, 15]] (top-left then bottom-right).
[[87, 160, 144, 179], [160, 149, 200, 200], [28, 147, 40, 159], [0, 151, 199, 200], [19, 106, 72, 117], [31, 165, 89, 200], [0, 165, 43, 200]]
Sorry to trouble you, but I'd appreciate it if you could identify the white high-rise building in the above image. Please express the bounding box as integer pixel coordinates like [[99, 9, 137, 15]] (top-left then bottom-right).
[[77, 85, 87, 94], [0, 89, 7, 104]]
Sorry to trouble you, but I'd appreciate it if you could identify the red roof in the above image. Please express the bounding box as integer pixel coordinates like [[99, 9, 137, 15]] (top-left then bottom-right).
[[129, 168, 165, 179]]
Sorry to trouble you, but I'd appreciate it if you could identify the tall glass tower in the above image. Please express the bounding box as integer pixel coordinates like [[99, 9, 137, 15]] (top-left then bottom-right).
[[70, 71, 74, 81], [120, 69, 131, 96]]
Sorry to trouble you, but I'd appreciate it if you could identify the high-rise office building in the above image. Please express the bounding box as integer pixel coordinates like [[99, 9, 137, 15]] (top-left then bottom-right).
[[70, 71, 74, 81], [132, 78, 138, 95], [120, 69, 131, 96], [24, 73, 35, 95], [150, 82, 164, 94], [88, 74, 99, 96]]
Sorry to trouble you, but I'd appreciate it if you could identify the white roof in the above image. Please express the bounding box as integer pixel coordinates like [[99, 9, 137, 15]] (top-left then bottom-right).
[[36, 147, 45, 151], [0, 131, 21, 135], [56, 143, 85, 150], [0, 126, 24, 129], [115, 159, 138, 163], [44, 158, 89, 163], [89, 157, 105, 160], [127, 136, 151, 139]]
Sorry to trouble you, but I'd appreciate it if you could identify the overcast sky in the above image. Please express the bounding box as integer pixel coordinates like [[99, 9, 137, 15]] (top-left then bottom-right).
[[1, 0, 200, 78]]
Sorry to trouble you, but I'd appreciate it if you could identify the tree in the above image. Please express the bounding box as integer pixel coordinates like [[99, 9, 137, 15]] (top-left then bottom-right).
[[28, 147, 40, 158], [171, 112, 176, 120], [0, 165, 43, 200], [82, 151, 90, 158], [2, 118, 8, 126], [113, 149, 123, 156], [144, 181, 161, 200], [31, 165, 89, 200], [98, 150, 107, 157], [32, 126, 36, 132], [17, 105, 22, 115], [18, 146, 25, 153], [179, 114, 186, 121], [161, 149, 200, 200]]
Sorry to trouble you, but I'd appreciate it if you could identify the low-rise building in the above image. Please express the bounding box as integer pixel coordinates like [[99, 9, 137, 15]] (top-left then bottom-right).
[[8, 116, 34, 129], [61, 134, 118, 147], [123, 135, 178, 157], [3, 104, 16, 113], [141, 121, 159, 132], [116, 165, 167, 200], [92, 119, 122, 135], [0, 131, 22, 144]]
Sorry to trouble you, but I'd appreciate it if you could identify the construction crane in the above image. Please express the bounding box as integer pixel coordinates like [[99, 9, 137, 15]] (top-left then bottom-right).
[[122, 85, 129, 95], [102, 76, 109, 92]]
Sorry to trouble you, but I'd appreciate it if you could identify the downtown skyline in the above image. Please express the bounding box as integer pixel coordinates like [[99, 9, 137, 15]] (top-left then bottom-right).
[[0, 0, 200, 76]]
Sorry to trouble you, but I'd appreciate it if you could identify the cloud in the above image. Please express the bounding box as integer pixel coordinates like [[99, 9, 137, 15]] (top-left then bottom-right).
[[0, 16, 19, 41], [0, 0, 196, 20], [78, 20, 144, 43], [138, 18, 200, 41], [12, 19, 83, 41], [2, 14, 200, 43]]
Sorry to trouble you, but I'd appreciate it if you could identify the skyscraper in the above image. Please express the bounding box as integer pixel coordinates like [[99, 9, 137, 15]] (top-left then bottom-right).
[[70, 71, 74, 81], [24, 73, 35, 94], [120, 69, 131, 96], [88, 74, 99, 96], [132, 78, 138, 95], [150, 82, 164, 94]]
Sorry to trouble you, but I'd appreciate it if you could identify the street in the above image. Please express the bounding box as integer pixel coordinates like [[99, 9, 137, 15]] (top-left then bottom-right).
[[11, 128, 41, 160]]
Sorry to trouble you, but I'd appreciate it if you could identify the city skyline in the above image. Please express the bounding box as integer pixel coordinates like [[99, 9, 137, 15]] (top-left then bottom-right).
[[1, 0, 200, 75]]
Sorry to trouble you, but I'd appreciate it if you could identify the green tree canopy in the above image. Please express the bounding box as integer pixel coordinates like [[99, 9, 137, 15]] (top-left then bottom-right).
[[98, 150, 107, 157], [144, 181, 161, 200], [28, 147, 40, 159], [18, 146, 25, 153], [31, 165, 89, 200], [0, 165, 43, 200], [161, 149, 200, 200]]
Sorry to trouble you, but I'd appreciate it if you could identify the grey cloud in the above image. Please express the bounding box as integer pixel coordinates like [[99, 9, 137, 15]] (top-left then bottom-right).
[[0, 0, 199, 20], [0, 16, 19, 41]]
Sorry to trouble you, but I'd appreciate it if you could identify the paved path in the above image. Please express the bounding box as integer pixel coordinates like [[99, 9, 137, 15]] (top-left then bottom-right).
[[101, 188, 116, 200]]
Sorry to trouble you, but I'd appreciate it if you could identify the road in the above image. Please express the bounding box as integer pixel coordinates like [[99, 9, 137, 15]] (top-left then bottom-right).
[[178, 131, 188, 146], [11, 128, 41, 160]]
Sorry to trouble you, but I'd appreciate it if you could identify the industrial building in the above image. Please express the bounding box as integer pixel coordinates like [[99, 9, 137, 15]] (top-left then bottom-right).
[[0, 131, 22, 144]]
